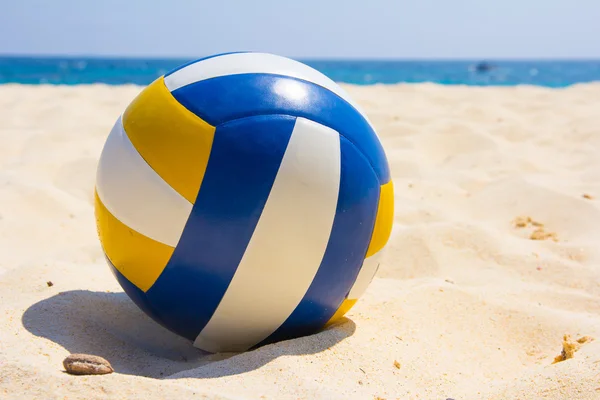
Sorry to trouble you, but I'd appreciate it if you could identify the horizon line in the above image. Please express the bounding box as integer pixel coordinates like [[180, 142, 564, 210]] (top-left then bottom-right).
[[1, 52, 599, 63]]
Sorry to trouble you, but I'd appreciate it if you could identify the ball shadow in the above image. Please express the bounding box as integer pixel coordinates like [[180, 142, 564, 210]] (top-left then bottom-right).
[[22, 290, 356, 379]]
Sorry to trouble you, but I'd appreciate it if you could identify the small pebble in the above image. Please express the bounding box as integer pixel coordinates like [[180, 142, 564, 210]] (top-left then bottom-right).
[[63, 353, 114, 375], [46, 281, 53, 287]]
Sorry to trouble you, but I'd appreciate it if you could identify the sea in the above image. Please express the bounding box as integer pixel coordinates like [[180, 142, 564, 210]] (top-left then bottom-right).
[[1, 56, 599, 87]]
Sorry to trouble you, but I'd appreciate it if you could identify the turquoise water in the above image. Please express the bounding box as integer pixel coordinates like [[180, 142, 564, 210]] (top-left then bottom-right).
[[1, 56, 599, 87]]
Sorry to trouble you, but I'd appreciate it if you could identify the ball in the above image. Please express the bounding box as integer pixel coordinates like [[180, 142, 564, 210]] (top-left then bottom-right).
[[94, 52, 394, 353]]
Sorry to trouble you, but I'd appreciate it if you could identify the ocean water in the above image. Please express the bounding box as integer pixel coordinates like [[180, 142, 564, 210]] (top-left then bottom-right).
[[1, 56, 599, 87]]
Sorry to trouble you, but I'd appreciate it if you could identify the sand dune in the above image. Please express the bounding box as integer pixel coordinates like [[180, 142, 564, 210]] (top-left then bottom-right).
[[1, 82, 600, 399]]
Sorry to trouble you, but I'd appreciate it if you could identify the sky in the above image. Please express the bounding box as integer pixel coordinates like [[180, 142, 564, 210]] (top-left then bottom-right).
[[0, 0, 598, 59]]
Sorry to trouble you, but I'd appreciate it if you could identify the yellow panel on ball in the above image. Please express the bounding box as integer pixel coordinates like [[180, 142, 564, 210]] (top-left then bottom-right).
[[94, 190, 175, 292], [325, 299, 358, 327], [365, 180, 394, 257], [325, 181, 394, 325], [122, 76, 216, 204]]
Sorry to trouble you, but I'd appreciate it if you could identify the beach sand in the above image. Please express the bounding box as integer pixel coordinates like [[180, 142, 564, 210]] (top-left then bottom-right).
[[1, 82, 600, 399]]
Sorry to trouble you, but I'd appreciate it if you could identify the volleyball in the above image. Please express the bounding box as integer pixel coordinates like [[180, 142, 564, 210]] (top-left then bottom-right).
[[94, 51, 394, 353]]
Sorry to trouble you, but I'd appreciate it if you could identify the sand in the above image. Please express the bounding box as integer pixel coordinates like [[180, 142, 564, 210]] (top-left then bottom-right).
[[1, 82, 600, 400]]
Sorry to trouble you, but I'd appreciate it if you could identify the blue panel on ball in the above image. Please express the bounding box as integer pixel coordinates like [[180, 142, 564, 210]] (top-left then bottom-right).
[[170, 73, 391, 184], [143, 115, 295, 342], [105, 255, 172, 333], [259, 136, 380, 346]]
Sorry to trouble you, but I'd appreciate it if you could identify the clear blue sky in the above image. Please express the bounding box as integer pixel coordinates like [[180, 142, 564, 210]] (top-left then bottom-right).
[[0, 0, 598, 59]]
